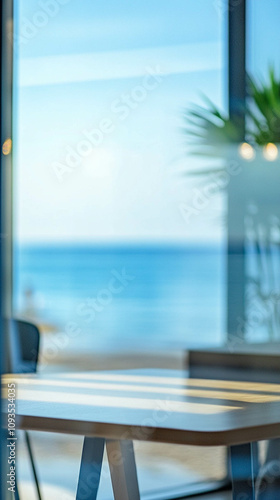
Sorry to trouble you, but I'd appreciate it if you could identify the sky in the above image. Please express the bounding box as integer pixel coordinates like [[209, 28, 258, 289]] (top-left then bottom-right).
[[13, 0, 279, 245]]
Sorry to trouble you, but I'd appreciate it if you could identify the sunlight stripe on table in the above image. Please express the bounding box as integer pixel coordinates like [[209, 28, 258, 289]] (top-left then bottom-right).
[[16, 389, 242, 415], [55, 373, 280, 393], [5, 378, 280, 403]]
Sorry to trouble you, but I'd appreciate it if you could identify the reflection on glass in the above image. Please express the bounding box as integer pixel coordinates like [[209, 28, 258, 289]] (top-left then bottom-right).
[[245, 0, 280, 343]]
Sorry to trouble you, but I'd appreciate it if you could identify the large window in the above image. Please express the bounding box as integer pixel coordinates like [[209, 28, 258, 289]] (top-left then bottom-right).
[[13, 1, 227, 498], [14, 0, 225, 354]]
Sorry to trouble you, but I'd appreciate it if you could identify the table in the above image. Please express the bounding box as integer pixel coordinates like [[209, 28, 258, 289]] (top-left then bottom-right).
[[3, 369, 280, 500]]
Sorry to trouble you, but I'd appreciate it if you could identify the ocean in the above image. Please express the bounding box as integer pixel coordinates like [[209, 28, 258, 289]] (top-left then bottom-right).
[[14, 244, 225, 352]]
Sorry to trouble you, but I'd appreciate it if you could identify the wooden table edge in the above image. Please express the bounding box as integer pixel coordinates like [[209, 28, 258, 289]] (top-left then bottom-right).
[[8, 414, 280, 447]]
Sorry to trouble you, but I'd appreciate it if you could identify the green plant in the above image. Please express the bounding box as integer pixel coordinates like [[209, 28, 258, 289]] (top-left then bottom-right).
[[184, 68, 280, 156], [248, 68, 280, 144]]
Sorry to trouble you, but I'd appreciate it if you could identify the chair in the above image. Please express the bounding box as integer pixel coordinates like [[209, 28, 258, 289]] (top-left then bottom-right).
[[6, 318, 42, 500]]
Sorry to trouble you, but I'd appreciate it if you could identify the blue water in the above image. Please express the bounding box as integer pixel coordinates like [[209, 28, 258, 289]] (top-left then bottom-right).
[[14, 244, 225, 351]]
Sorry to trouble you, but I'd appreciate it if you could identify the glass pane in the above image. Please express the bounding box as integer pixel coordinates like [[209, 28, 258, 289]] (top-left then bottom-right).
[[14, 0, 225, 352], [13, 1, 227, 498], [243, 0, 280, 343], [247, 0, 280, 76]]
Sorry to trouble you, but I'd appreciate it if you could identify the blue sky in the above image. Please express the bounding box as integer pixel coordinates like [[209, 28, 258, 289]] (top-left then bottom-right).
[[14, 0, 279, 244], [17, 0, 222, 57]]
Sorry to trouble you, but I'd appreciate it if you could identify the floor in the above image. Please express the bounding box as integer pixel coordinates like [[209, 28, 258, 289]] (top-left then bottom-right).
[[18, 483, 232, 500]]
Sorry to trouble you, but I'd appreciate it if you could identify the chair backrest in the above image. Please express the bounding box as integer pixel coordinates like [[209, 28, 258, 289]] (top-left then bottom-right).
[[5, 318, 40, 374], [188, 346, 280, 383]]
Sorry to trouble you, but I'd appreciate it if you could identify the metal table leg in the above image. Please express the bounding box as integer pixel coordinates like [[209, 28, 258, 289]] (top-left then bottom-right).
[[76, 437, 105, 500], [106, 440, 140, 500], [24, 431, 42, 500], [14, 476, 20, 500], [230, 443, 256, 500]]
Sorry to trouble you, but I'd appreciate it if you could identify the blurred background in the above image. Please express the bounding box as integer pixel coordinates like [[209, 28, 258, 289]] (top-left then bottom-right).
[[3, 0, 280, 498]]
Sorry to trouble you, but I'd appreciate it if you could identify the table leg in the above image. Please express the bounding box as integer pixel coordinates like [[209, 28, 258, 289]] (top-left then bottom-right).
[[106, 440, 140, 500], [24, 431, 42, 500], [230, 443, 256, 500], [14, 476, 20, 500], [76, 437, 105, 500]]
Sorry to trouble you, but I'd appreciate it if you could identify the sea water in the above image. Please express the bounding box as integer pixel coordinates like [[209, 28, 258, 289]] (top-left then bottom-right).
[[14, 244, 225, 351]]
